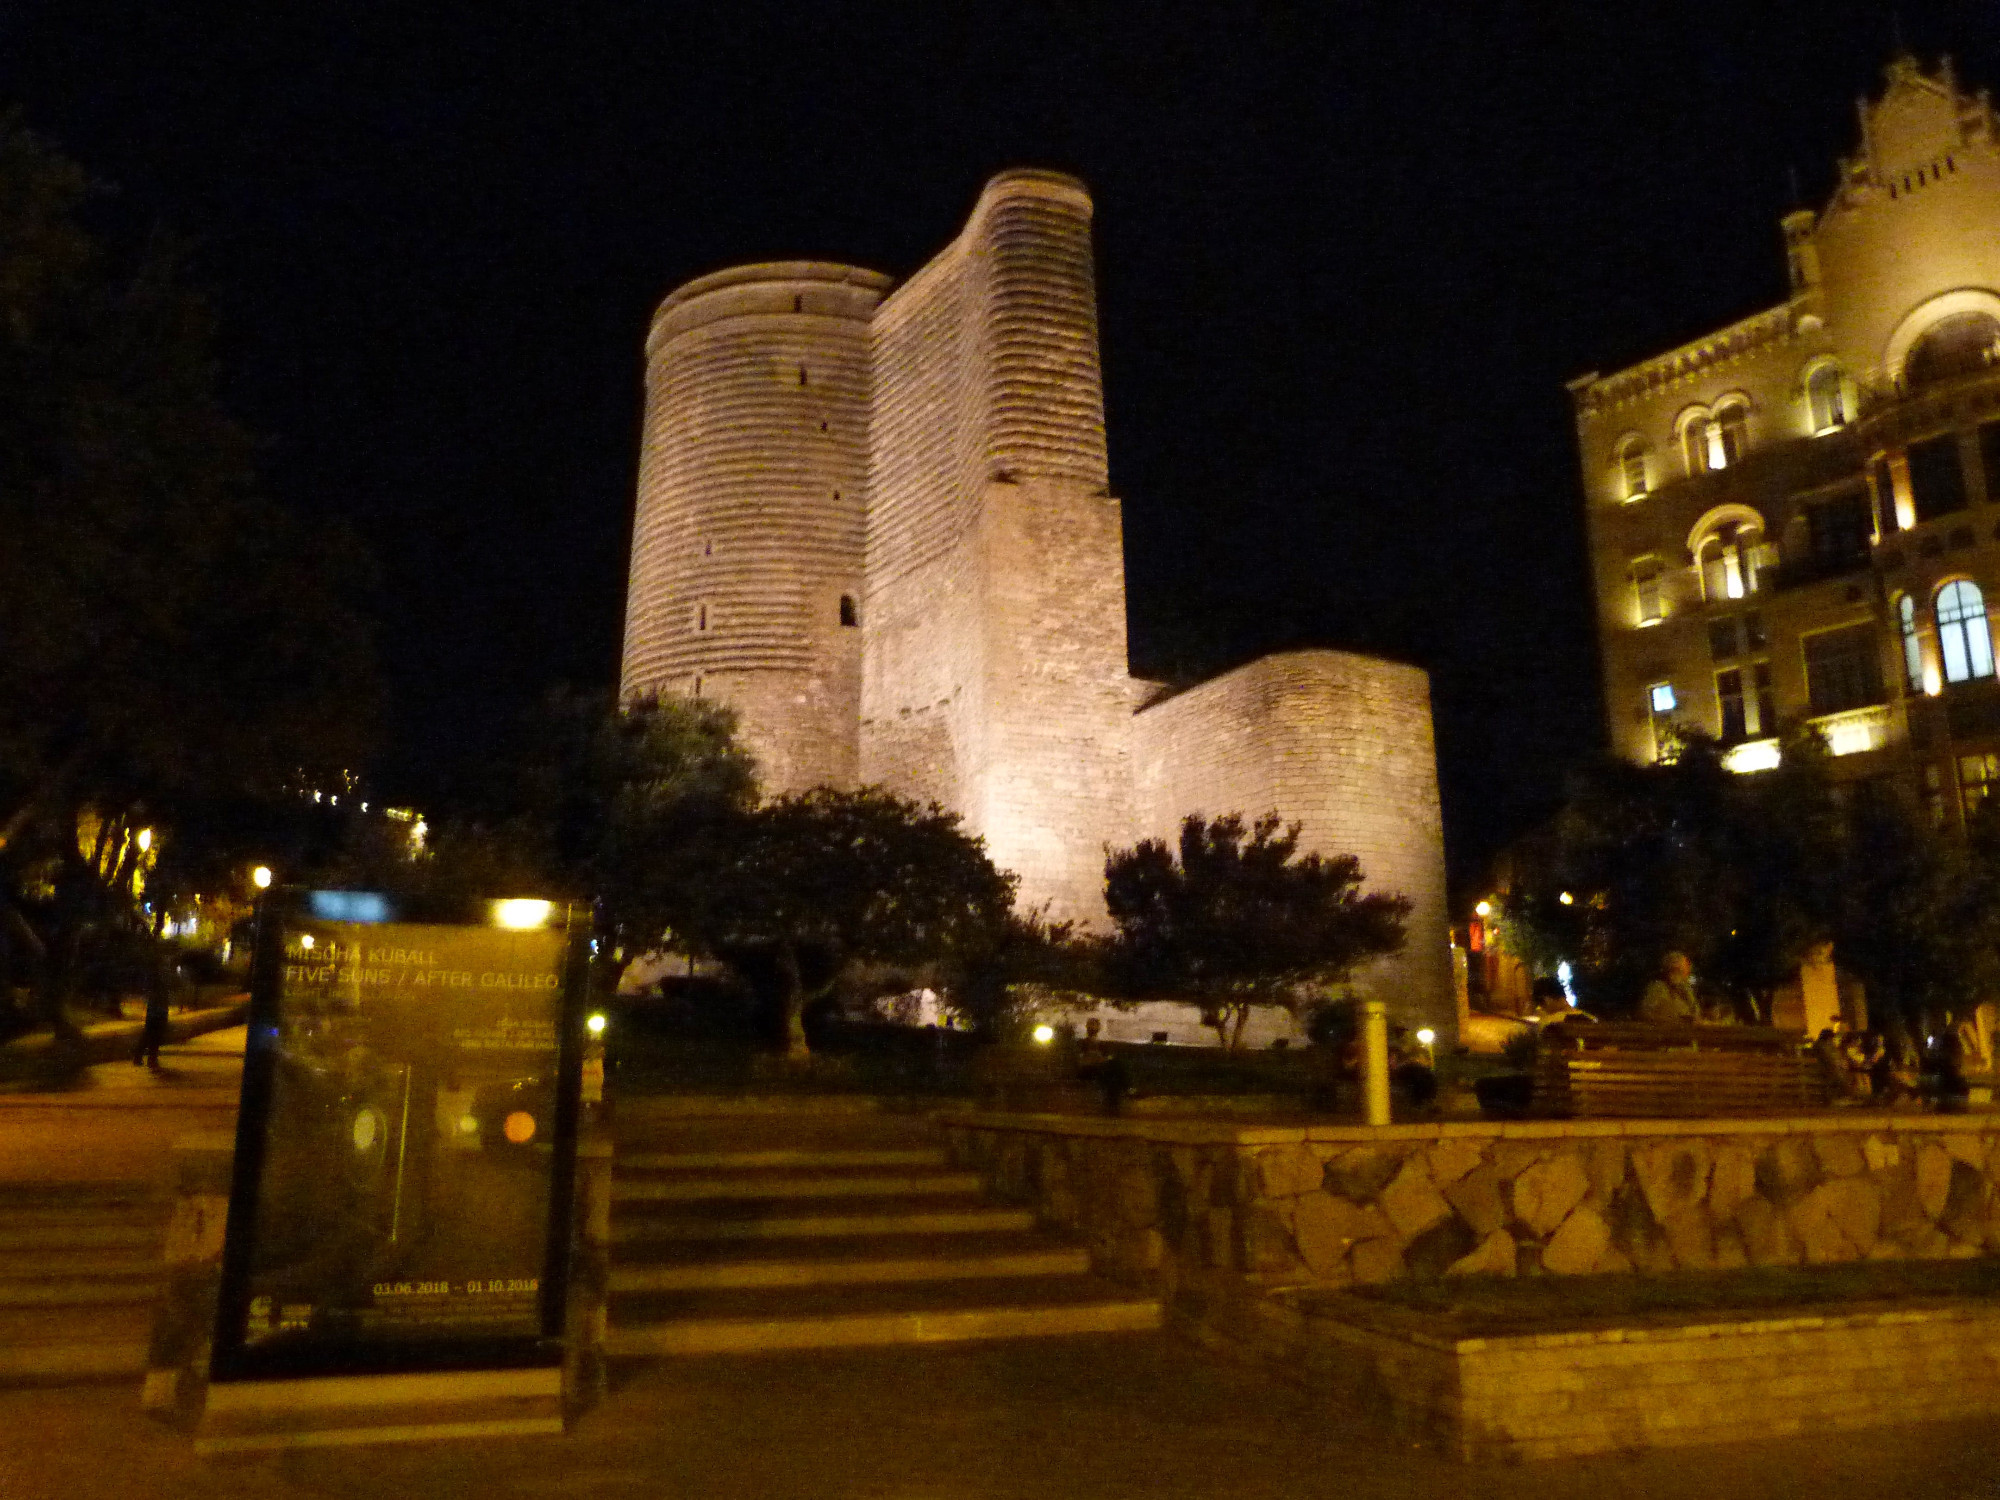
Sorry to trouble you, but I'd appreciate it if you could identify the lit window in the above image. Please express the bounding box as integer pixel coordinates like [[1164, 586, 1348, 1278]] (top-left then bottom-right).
[[1683, 414, 1716, 475], [1695, 523, 1765, 600], [1649, 682, 1677, 714], [1617, 438, 1650, 500], [1713, 404, 1749, 467], [1937, 580, 1995, 684], [1896, 593, 1924, 690], [1806, 364, 1848, 432], [1960, 753, 2000, 819]]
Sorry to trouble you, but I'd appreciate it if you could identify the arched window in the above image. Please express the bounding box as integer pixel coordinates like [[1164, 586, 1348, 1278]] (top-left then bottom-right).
[[1681, 410, 1715, 476], [1694, 520, 1767, 601], [1712, 402, 1749, 467], [1616, 437, 1650, 500], [1937, 580, 1995, 684], [1897, 592, 1925, 690], [1905, 312, 2000, 391], [1805, 364, 1849, 432]]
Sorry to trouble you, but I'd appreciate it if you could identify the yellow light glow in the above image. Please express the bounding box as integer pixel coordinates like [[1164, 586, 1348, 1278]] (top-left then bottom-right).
[[586, 1012, 607, 1036], [1558, 891, 1574, 906], [300, 934, 315, 950], [1924, 662, 1943, 696], [1031, 1023, 1055, 1045], [1474, 900, 1492, 917], [492, 898, 553, 930], [1415, 1028, 1436, 1047], [1722, 740, 1783, 774], [251, 866, 273, 890], [135, 827, 153, 853], [1825, 719, 1878, 757]]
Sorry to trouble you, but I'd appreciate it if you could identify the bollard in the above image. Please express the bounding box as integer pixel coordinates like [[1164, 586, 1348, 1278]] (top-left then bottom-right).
[[1362, 998, 1391, 1126]]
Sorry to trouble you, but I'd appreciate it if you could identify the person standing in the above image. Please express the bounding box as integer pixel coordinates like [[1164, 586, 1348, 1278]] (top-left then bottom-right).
[[1638, 951, 1700, 1025]]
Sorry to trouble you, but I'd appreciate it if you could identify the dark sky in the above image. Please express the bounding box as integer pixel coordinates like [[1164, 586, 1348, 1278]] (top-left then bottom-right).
[[4, 2, 1996, 895]]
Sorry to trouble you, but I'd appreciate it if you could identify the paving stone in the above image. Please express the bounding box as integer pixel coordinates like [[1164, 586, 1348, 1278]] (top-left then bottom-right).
[[1541, 1206, 1611, 1275], [1447, 1228, 1518, 1278], [1659, 1203, 1716, 1269], [1442, 1163, 1508, 1239], [1710, 1143, 1758, 1220], [1349, 1235, 1406, 1284], [1735, 1195, 1802, 1266], [1919, 1144, 1954, 1221], [1943, 1134, 1987, 1170], [1512, 1154, 1591, 1238], [1378, 1157, 1451, 1239], [1863, 1136, 1903, 1173], [1290, 1194, 1390, 1279], [1757, 1138, 1822, 1206], [1812, 1133, 1867, 1179], [1633, 1140, 1712, 1222], [1583, 1139, 1629, 1202], [1255, 1144, 1323, 1200], [1423, 1137, 1484, 1187], [1326, 1147, 1401, 1204]]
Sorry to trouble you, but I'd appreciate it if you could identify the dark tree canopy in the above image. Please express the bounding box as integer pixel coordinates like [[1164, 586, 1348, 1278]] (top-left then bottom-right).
[[0, 119, 377, 1038], [1505, 728, 2000, 1030], [1102, 813, 1410, 1049], [675, 788, 1018, 1058]]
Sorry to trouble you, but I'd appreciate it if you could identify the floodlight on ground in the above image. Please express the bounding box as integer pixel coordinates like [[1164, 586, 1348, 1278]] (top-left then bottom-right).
[[586, 1012, 607, 1036], [1031, 1024, 1055, 1045]]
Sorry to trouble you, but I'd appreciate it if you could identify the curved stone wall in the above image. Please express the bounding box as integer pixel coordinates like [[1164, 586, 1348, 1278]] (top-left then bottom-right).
[[1132, 651, 1454, 1041], [621, 261, 890, 792]]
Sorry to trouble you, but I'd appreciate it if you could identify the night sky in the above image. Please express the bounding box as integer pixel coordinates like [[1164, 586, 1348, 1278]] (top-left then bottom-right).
[[5, 3, 1997, 896]]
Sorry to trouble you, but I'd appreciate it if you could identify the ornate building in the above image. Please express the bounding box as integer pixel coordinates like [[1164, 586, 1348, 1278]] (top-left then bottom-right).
[[1573, 56, 2000, 828], [621, 170, 1454, 1037]]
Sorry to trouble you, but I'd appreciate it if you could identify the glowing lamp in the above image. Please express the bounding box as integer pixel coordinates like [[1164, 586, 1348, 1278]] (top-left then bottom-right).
[[1415, 1028, 1436, 1047], [251, 866, 273, 890], [136, 827, 153, 853], [492, 898, 553, 930], [1031, 1024, 1055, 1045], [1558, 891, 1574, 906], [1474, 900, 1491, 917], [586, 1012, 608, 1037]]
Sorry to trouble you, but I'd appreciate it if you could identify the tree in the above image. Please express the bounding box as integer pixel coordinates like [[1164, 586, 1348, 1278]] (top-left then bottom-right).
[[323, 689, 758, 993], [1101, 813, 1410, 1050], [1504, 725, 2000, 1031], [0, 119, 378, 1038], [674, 789, 1018, 1059]]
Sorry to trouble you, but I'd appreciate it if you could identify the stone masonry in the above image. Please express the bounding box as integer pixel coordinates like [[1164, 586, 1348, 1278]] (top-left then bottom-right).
[[622, 170, 1451, 1037]]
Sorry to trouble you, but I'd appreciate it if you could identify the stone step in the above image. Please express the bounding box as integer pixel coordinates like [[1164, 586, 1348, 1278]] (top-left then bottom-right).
[[612, 1172, 981, 1204], [0, 1276, 161, 1308], [611, 1225, 1069, 1267], [610, 1247, 1090, 1293], [618, 1148, 948, 1172], [613, 1207, 1035, 1244], [0, 1305, 153, 1385], [0, 1247, 163, 1279], [605, 1278, 1160, 1356], [0, 1220, 163, 1253]]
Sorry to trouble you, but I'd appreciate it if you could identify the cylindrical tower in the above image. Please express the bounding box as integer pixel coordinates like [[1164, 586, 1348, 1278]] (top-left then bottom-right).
[[621, 261, 891, 794]]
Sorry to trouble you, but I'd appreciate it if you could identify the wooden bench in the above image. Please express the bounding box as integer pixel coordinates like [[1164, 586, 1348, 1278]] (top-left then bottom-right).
[[1533, 1022, 1831, 1118]]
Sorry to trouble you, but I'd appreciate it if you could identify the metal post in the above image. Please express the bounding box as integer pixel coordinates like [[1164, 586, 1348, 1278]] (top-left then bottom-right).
[[1362, 998, 1391, 1126]]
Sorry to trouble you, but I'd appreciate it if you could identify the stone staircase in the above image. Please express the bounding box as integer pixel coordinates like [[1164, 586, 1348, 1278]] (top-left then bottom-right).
[[604, 1101, 1159, 1356], [0, 1180, 168, 1384]]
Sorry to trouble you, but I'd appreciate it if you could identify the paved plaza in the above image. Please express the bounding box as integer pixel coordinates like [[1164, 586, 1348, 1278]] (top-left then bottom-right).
[[0, 1335, 1997, 1500]]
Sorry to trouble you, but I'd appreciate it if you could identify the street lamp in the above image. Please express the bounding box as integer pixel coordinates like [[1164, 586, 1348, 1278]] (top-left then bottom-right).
[[251, 866, 273, 890]]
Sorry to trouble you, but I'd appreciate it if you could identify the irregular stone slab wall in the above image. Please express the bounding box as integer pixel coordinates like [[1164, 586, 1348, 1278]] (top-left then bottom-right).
[[939, 1113, 2000, 1298]]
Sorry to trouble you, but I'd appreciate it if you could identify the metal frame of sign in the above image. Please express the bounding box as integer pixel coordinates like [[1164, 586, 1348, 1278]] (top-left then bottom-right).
[[210, 889, 590, 1382]]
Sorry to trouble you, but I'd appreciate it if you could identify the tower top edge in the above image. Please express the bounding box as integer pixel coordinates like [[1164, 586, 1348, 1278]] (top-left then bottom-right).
[[976, 168, 1094, 214], [657, 261, 894, 315]]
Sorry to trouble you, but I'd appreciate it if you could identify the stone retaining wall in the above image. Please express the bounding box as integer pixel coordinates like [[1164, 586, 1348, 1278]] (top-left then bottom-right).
[[938, 1112, 2000, 1296]]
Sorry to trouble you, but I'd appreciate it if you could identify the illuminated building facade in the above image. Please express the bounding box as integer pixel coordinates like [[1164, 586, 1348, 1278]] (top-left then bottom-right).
[[622, 170, 1454, 1035], [1572, 56, 2000, 826]]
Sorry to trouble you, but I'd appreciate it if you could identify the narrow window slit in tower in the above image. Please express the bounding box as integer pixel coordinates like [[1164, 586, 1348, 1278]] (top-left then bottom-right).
[[799, 367, 808, 386], [793, 295, 803, 312], [840, 595, 858, 628]]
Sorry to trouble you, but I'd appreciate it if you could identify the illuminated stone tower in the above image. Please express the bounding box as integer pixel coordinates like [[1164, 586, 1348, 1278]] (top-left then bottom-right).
[[619, 172, 1457, 1042], [621, 262, 890, 793]]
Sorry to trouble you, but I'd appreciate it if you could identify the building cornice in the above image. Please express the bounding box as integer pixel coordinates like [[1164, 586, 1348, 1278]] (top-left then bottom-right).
[[1570, 300, 1805, 421]]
